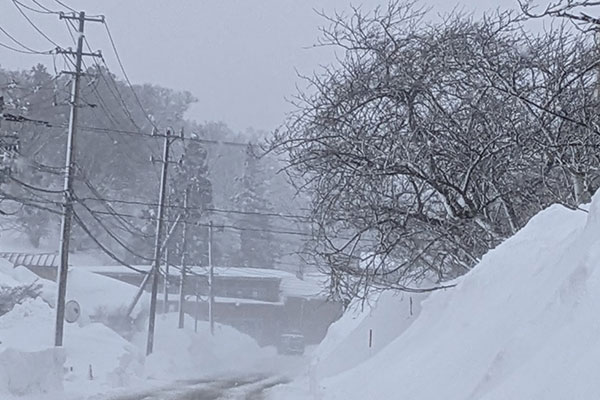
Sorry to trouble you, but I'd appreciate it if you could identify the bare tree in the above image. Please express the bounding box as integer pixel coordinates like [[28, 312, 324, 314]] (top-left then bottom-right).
[[270, 1, 598, 302], [520, 0, 600, 27]]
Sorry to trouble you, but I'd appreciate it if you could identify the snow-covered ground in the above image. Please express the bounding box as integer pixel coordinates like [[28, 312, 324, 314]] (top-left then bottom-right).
[[0, 254, 277, 399], [8, 188, 600, 399], [269, 193, 600, 399]]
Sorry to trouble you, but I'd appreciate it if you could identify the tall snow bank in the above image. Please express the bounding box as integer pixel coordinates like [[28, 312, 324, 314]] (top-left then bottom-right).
[[318, 198, 600, 400], [314, 290, 429, 379]]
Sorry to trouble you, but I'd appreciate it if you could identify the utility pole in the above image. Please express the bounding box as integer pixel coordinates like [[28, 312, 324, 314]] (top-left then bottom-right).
[[54, 11, 103, 347], [194, 281, 199, 333], [208, 220, 215, 335], [146, 128, 173, 355], [162, 249, 170, 314], [178, 187, 190, 329]]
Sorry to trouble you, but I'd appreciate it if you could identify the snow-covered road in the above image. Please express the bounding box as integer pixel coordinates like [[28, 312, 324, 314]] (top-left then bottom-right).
[[89, 374, 288, 400]]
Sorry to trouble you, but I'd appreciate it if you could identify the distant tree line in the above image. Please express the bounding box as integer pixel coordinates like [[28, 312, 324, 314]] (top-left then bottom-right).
[[0, 63, 302, 271]]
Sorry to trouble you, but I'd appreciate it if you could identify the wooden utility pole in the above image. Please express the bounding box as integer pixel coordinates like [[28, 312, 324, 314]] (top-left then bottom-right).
[[208, 220, 215, 335], [54, 11, 102, 347], [146, 128, 173, 356], [194, 281, 199, 333], [162, 249, 170, 314], [178, 187, 190, 329]]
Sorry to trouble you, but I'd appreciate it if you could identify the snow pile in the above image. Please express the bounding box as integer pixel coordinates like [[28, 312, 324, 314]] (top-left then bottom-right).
[[138, 312, 270, 381], [0, 268, 25, 289], [308, 196, 600, 399], [313, 290, 429, 380], [0, 263, 149, 320], [0, 255, 273, 397], [0, 260, 146, 397], [0, 347, 65, 397], [67, 268, 148, 320], [0, 296, 143, 398]]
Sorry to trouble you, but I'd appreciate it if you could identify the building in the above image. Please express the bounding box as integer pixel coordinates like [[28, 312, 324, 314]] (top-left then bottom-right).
[[6, 254, 342, 347]]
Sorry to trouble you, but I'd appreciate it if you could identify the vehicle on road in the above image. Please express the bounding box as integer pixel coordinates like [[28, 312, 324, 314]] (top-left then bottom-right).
[[277, 332, 305, 355]]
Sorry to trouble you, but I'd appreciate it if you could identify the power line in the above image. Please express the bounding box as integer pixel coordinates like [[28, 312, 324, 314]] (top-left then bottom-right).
[[78, 175, 153, 239], [0, 40, 42, 54], [74, 123, 249, 148], [53, 0, 75, 13], [83, 207, 313, 237], [8, 175, 65, 194], [3, 106, 250, 148], [102, 21, 158, 131], [73, 21, 163, 168], [14, 0, 59, 15], [70, 195, 310, 221], [0, 24, 54, 54], [76, 199, 154, 262], [72, 210, 147, 274], [11, 0, 62, 47], [31, 0, 60, 14]]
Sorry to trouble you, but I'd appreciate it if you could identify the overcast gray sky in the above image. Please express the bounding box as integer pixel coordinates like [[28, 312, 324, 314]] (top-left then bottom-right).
[[1, 0, 520, 133]]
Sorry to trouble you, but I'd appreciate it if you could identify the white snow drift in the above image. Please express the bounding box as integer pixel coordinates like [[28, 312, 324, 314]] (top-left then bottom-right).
[[0, 255, 270, 399], [275, 192, 600, 399]]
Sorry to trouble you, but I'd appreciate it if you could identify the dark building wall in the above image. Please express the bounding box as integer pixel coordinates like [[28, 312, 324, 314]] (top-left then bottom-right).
[[282, 297, 344, 344]]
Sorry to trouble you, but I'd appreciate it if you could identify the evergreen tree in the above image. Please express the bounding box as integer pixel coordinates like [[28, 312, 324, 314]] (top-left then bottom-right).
[[233, 144, 278, 269], [170, 135, 213, 266]]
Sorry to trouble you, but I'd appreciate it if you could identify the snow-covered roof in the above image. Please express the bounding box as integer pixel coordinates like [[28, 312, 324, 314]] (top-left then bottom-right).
[[186, 295, 285, 306], [72, 264, 328, 299], [280, 274, 327, 298], [190, 266, 289, 281]]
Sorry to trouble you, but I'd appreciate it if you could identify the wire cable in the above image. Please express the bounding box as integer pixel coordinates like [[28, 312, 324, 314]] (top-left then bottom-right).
[[83, 208, 313, 237], [14, 0, 59, 15], [31, 0, 60, 14], [52, 0, 75, 12], [72, 210, 147, 274], [76, 196, 310, 221], [76, 198, 154, 262], [102, 21, 158, 131], [11, 0, 62, 47], [0, 24, 54, 54], [8, 175, 65, 194]]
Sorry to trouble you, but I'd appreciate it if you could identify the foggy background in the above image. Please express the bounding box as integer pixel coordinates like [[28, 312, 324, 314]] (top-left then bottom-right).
[[0, 0, 518, 133]]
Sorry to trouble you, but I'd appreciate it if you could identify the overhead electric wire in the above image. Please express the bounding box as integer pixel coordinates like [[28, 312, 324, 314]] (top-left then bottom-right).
[[0, 188, 62, 214], [30, 0, 60, 14], [52, 0, 75, 13], [0, 40, 42, 54], [71, 195, 310, 221], [0, 24, 54, 54], [8, 175, 65, 194], [72, 19, 162, 167], [72, 210, 147, 274], [4, 104, 250, 148], [14, 0, 59, 15], [62, 19, 161, 173], [83, 208, 313, 237], [11, 0, 62, 47], [73, 124, 249, 148], [78, 174, 153, 239], [76, 197, 154, 262], [102, 21, 158, 131]]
